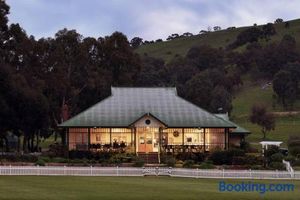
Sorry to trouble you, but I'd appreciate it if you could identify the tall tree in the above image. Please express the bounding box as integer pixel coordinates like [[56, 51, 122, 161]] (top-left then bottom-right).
[[103, 31, 141, 85], [130, 37, 143, 48], [273, 70, 297, 108], [210, 86, 232, 114], [250, 104, 275, 139]]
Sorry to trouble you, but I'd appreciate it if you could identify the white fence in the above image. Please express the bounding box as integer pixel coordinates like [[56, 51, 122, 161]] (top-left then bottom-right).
[[0, 166, 299, 179]]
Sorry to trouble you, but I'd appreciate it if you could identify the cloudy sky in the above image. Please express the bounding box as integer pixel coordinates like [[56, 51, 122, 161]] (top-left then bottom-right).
[[6, 0, 300, 41]]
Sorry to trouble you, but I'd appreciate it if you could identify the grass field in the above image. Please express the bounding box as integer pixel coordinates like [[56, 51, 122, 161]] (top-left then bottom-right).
[[0, 176, 299, 200]]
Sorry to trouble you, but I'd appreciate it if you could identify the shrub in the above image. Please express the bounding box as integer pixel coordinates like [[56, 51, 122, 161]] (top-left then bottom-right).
[[69, 150, 91, 159], [232, 156, 246, 165], [240, 141, 251, 152], [289, 146, 300, 157], [48, 143, 68, 157], [270, 153, 284, 162], [264, 146, 280, 158], [35, 159, 46, 166], [183, 160, 195, 168], [109, 153, 135, 164], [208, 148, 246, 165], [250, 165, 264, 170], [165, 157, 176, 167], [193, 153, 206, 163], [132, 157, 144, 167], [294, 160, 300, 166], [70, 159, 85, 164], [231, 148, 245, 155], [244, 154, 263, 165], [208, 150, 230, 165], [0, 154, 38, 162], [284, 155, 296, 165], [39, 156, 51, 163], [52, 157, 68, 163], [199, 161, 214, 169], [269, 162, 285, 170]]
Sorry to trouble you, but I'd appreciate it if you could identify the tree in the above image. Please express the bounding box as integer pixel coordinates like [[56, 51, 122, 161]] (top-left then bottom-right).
[[262, 23, 276, 39], [210, 86, 232, 114], [130, 37, 143, 48], [184, 73, 213, 110], [136, 57, 165, 86], [213, 26, 221, 31], [273, 70, 297, 108], [103, 31, 141, 85], [0, 0, 10, 56], [182, 32, 193, 37], [274, 18, 284, 24], [186, 45, 224, 71], [285, 22, 290, 28], [250, 104, 275, 139], [228, 27, 262, 49]]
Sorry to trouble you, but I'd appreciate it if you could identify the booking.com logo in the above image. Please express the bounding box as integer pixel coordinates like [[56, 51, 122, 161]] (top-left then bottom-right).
[[219, 181, 295, 194]]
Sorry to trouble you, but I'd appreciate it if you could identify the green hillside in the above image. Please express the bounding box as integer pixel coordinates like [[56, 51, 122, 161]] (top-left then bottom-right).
[[136, 19, 300, 62], [136, 19, 300, 147], [232, 80, 300, 147]]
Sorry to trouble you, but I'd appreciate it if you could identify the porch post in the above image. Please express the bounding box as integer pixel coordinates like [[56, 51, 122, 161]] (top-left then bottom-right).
[[88, 128, 91, 151], [224, 128, 229, 150], [158, 127, 163, 163], [134, 127, 137, 154], [110, 128, 112, 147], [66, 128, 69, 151], [203, 128, 206, 153], [182, 128, 184, 153]]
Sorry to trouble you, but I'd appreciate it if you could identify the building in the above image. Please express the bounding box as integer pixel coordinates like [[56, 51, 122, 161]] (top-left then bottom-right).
[[59, 87, 250, 155]]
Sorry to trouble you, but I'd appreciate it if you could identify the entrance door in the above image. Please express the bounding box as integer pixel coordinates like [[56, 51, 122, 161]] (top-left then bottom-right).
[[137, 128, 157, 153]]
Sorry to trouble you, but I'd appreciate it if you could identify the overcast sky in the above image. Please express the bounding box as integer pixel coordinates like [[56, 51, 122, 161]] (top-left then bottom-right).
[[6, 0, 300, 41]]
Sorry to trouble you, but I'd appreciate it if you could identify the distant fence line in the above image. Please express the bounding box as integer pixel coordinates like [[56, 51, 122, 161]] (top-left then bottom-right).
[[0, 166, 299, 180]]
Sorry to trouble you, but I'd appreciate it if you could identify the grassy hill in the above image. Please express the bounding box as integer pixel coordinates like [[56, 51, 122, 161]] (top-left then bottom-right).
[[136, 19, 300, 62], [136, 19, 300, 147], [231, 79, 300, 147]]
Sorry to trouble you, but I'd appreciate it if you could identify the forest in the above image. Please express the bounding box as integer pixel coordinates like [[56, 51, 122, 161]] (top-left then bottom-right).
[[0, 0, 300, 152]]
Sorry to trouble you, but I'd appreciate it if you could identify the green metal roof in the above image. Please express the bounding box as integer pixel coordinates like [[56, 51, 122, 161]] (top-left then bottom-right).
[[59, 87, 237, 128], [214, 114, 250, 134]]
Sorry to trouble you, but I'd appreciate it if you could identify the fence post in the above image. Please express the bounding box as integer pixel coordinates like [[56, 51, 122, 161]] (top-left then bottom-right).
[[37, 165, 39, 176], [90, 166, 93, 176], [276, 170, 278, 178], [9, 165, 12, 175], [249, 169, 252, 178], [222, 169, 225, 178], [64, 166, 66, 176], [196, 168, 199, 178], [117, 166, 119, 176]]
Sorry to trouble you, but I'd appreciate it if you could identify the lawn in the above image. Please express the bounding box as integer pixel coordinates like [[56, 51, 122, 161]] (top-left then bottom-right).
[[0, 176, 299, 200]]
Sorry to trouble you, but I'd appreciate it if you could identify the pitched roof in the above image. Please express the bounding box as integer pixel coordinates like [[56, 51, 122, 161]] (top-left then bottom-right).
[[59, 87, 236, 128], [214, 114, 250, 134]]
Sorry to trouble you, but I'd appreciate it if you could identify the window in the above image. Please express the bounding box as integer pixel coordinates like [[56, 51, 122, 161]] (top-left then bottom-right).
[[184, 128, 203, 145], [96, 134, 101, 142], [68, 128, 88, 150]]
